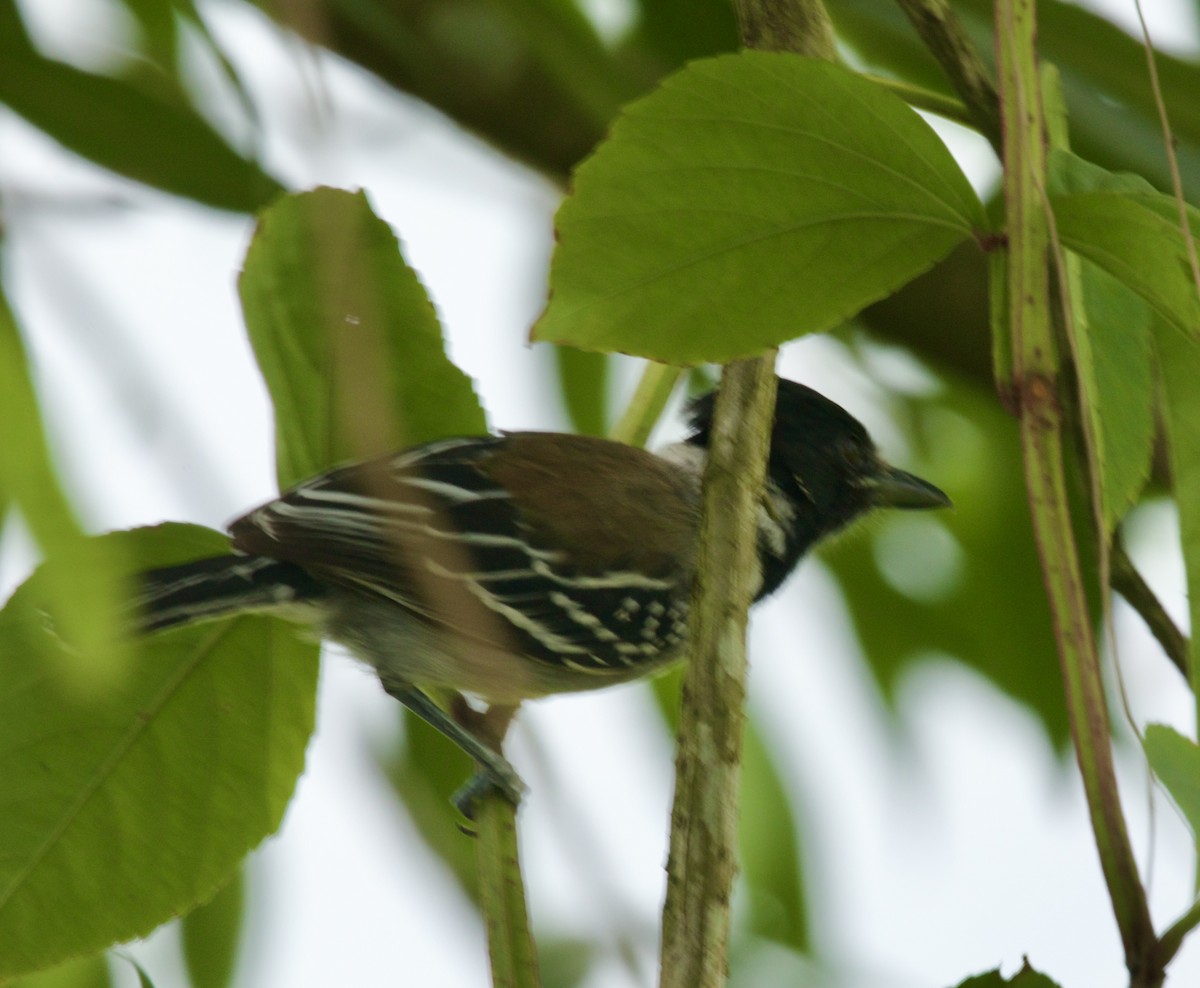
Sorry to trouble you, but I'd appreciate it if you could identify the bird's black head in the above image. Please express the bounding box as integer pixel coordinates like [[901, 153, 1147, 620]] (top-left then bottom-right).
[[685, 378, 951, 598]]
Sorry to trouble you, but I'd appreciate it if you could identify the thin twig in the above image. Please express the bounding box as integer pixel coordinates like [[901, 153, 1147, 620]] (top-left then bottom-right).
[[894, 0, 1002, 153], [1110, 538, 1190, 680]]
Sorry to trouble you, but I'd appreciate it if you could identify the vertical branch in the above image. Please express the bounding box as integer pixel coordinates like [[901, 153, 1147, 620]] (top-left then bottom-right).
[[993, 0, 1159, 984], [733, 0, 836, 59], [658, 357, 778, 988], [659, 6, 833, 987], [475, 793, 540, 988]]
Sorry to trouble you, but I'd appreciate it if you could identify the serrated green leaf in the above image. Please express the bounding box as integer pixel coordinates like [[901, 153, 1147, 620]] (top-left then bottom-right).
[[1048, 151, 1200, 344], [239, 188, 488, 488], [0, 47, 281, 212], [1144, 725, 1200, 840], [535, 52, 984, 363], [0, 526, 319, 978], [953, 961, 1062, 987], [181, 869, 244, 988]]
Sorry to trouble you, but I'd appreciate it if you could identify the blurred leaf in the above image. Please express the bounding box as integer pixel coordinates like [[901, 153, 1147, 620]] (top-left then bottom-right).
[[536, 937, 594, 988], [628, 0, 738, 66], [8, 954, 112, 988], [826, 378, 1068, 744], [1153, 316, 1200, 693], [123, 958, 156, 988], [239, 187, 488, 487], [827, 0, 953, 95], [0, 42, 281, 212], [117, 0, 179, 74], [181, 869, 245, 988], [1048, 151, 1200, 343], [0, 284, 126, 683], [1032, 0, 1200, 159], [554, 347, 609, 436], [835, 0, 1200, 200], [953, 961, 1062, 986], [380, 711, 479, 902], [1144, 725, 1200, 840], [493, 0, 633, 128], [535, 53, 984, 363], [0, 525, 318, 979], [739, 719, 808, 951], [251, 0, 637, 181], [116, 0, 259, 133]]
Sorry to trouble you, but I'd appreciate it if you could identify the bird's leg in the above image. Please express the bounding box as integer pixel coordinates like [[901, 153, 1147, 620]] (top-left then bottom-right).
[[381, 681, 526, 816]]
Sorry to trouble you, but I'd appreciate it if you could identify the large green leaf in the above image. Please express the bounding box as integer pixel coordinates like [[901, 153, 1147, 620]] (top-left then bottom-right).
[[0, 43, 281, 213], [0, 526, 318, 978], [534, 52, 985, 363], [1049, 151, 1200, 344], [238, 188, 488, 487]]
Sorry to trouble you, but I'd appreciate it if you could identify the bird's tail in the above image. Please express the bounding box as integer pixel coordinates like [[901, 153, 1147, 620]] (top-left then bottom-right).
[[136, 554, 325, 632]]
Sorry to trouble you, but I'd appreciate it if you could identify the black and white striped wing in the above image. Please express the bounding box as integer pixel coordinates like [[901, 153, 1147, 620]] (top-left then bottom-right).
[[228, 436, 692, 674]]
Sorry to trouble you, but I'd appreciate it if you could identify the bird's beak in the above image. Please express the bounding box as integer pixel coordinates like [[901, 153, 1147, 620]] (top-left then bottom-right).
[[867, 463, 952, 510]]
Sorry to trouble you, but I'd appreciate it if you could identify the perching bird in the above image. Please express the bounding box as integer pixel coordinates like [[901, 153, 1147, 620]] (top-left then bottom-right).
[[137, 379, 950, 808]]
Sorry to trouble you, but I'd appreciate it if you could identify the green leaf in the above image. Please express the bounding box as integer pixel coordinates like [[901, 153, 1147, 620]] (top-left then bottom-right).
[[0, 285, 126, 683], [953, 961, 1062, 987], [553, 347, 610, 437], [238, 187, 488, 487], [535, 52, 984, 363], [8, 953, 112, 988], [1048, 150, 1200, 343], [1067, 260, 1155, 532], [1153, 319, 1200, 697], [0, 47, 281, 213], [181, 869, 244, 988], [0, 526, 319, 979], [1144, 725, 1200, 839], [535, 937, 594, 988]]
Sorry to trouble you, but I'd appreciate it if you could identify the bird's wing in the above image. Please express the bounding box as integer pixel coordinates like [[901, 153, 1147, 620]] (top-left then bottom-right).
[[228, 434, 696, 672]]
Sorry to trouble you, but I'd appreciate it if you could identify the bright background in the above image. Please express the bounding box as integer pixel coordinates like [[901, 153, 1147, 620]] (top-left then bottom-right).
[[2, 1, 1199, 986]]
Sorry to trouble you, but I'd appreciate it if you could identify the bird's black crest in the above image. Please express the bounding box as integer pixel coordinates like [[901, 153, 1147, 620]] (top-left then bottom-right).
[[684, 379, 871, 454]]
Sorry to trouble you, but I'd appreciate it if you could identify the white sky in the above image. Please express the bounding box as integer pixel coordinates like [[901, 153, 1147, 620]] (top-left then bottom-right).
[[3, 1, 1200, 986]]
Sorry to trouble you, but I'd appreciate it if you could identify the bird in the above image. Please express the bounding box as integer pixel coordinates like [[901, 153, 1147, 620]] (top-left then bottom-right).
[[136, 379, 950, 810]]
